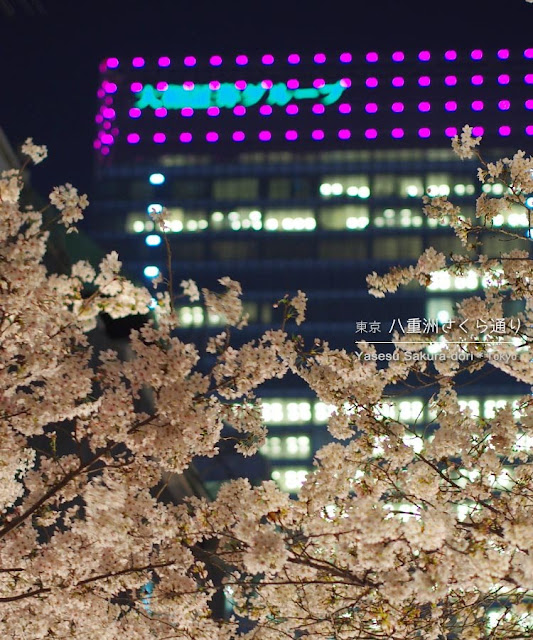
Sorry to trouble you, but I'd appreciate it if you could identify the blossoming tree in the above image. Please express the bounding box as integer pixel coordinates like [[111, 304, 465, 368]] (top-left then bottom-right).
[[1, 132, 533, 639]]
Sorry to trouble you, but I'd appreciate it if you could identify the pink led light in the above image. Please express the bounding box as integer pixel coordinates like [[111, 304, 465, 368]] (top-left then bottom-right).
[[206, 132, 219, 142], [102, 107, 115, 119], [311, 129, 324, 140], [233, 105, 246, 116], [258, 130, 272, 141], [96, 89, 105, 99], [366, 52, 378, 63], [418, 50, 430, 61], [445, 126, 457, 137], [525, 48, 533, 59], [499, 125, 511, 136], [209, 80, 221, 90], [312, 103, 325, 114], [418, 76, 431, 87], [418, 101, 430, 112], [338, 129, 351, 139], [95, 114, 103, 124], [103, 81, 117, 94], [365, 128, 377, 139], [288, 53, 300, 64], [525, 74, 533, 84], [127, 133, 140, 144], [525, 99, 533, 109], [129, 108, 141, 118], [472, 126, 484, 136], [339, 52, 352, 63], [338, 103, 351, 114], [132, 56, 145, 68], [235, 80, 247, 90], [158, 56, 170, 67], [286, 104, 298, 115], [156, 81, 168, 91], [259, 105, 272, 116], [285, 130, 298, 140], [181, 108, 194, 117], [498, 74, 510, 85], [444, 50, 457, 61], [93, 140, 101, 149], [391, 102, 404, 113], [104, 96, 113, 106], [102, 121, 111, 131], [497, 49, 510, 60], [391, 127, 404, 138], [262, 54, 274, 65], [111, 127, 118, 136], [101, 133, 114, 145], [444, 75, 457, 86], [236, 54, 248, 65], [313, 78, 326, 88], [233, 131, 245, 141], [207, 106, 220, 117], [153, 133, 166, 143], [365, 102, 378, 113], [392, 76, 404, 87], [366, 77, 378, 88], [155, 107, 167, 118], [471, 100, 484, 111], [444, 100, 457, 111], [392, 51, 404, 62], [340, 77, 351, 88], [314, 53, 326, 64], [471, 49, 483, 60], [287, 79, 299, 89], [498, 100, 510, 110], [183, 81, 194, 90], [106, 57, 119, 69], [179, 132, 192, 143], [526, 125, 533, 135], [418, 127, 431, 138], [261, 79, 273, 89], [184, 56, 196, 67], [101, 147, 110, 156], [471, 74, 484, 85], [210, 55, 222, 66]]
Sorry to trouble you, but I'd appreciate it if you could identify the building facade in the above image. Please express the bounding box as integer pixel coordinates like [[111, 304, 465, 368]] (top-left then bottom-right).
[[90, 48, 532, 492]]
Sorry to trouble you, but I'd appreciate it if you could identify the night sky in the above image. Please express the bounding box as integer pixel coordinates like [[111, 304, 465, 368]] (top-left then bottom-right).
[[0, 0, 530, 194]]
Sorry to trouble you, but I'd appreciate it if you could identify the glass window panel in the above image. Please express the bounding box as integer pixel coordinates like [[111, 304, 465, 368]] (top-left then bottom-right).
[[320, 205, 370, 230], [318, 238, 368, 260], [213, 178, 259, 200], [373, 235, 423, 259]]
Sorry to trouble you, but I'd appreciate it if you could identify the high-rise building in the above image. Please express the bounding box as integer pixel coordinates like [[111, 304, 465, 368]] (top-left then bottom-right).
[[89, 48, 532, 492]]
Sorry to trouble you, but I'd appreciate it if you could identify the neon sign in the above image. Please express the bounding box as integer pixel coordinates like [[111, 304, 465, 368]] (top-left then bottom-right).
[[134, 81, 347, 110]]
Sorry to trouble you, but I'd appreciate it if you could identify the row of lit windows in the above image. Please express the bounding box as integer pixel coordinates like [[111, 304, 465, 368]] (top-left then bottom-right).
[[261, 435, 311, 459]]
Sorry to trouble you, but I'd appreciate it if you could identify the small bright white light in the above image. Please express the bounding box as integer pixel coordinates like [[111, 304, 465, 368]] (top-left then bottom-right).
[[230, 220, 241, 230], [406, 185, 419, 197], [186, 220, 198, 231], [437, 309, 451, 324], [331, 182, 343, 196], [133, 220, 144, 233], [438, 184, 450, 196], [252, 220, 263, 230], [412, 216, 423, 226], [149, 173, 165, 185], [293, 217, 305, 230], [454, 184, 466, 196], [265, 218, 279, 230], [492, 183, 504, 195], [149, 297, 158, 309], [143, 265, 160, 278], [212, 211, 224, 222], [482, 184, 491, 193], [241, 219, 251, 229], [319, 183, 332, 196], [169, 220, 183, 232], [147, 203, 163, 214], [198, 219, 208, 229], [145, 234, 161, 246], [304, 217, 316, 230], [358, 186, 370, 198], [228, 211, 240, 220], [249, 210, 262, 220], [282, 217, 295, 230], [346, 186, 358, 196]]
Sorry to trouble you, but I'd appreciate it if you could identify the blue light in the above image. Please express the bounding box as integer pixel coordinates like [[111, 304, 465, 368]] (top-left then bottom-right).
[[149, 297, 158, 309], [149, 173, 165, 185], [145, 234, 162, 246], [143, 266, 160, 278], [147, 203, 163, 214], [526, 196, 533, 210]]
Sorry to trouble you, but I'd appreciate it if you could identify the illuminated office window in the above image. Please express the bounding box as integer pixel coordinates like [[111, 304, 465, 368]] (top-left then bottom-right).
[[213, 178, 259, 199], [398, 400, 424, 422], [211, 208, 263, 231], [126, 213, 154, 233], [171, 178, 209, 199], [373, 235, 423, 259], [426, 297, 455, 325], [398, 177, 424, 198], [374, 208, 423, 228], [319, 175, 370, 198], [320, 205, 369, 230], [426, 174, 451, 197], [314, 402, 335, 423], [264, 209, 316, 231], [427, 270, 479, 291], [318, 238, 368, 259], [269, 178, 292, 199], [373, 174, 396, 196], [271, 468, 308, 492], [458, 398, 480, 417], [261, 435, 311, 459], [178, 306, 204, 327]]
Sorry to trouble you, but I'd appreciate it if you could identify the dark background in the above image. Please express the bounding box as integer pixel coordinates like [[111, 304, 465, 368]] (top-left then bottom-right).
[[0, 0, 531, 193]]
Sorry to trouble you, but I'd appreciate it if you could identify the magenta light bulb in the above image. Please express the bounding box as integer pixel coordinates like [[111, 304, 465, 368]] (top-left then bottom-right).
[[525, 48, 533, 59], [206, 131, 219, 142], [418, 101, 430, 112], [418, 127, 430, 138], [392, 51, 404, 62], [339, 52, 352, 63], [392, 76, 404, 87], [525, 99, 533, 109], [102, 107, 115, 119], [444, 100, 457, 111], [498, 74, 510, 85], [96, 88, 105, 99], [471, 49, 483, 60], [471, 74, 484, 85], [233, 105, 246, 116], [181, 107, 193, 117], [365, 128, 377, 139], [258, 130, 272, 141], [444, 50, 457, 61], [472, 126, 484, 136], [154, 107, 167, 118], [104, 82, 117, 94], [313, 78, 326, 88], [129, 108, 141, 118], [261, 79, 273, 89], [312, 103, 325, 114], [158, 56, 170, 67], [101, 133, 114, 145], [207, 106, 220, 117], [101, 146, 110, 156], [95, 115, 103, 124], [445, 127, 457, 137], [525, 74, 533, 84], [287, 79, 299, 89], [418, 76, 431, 87], [210, 55, 222, 66], [93, 140, 101, 149], [232, 131, 245, 141], [156, 81, 168, 91], [311, 129, 324, 140], [262, 54, 274, 65], [338, 129, 351, 139], [236, 54, 248, 65], [153, 133, 166, 143], [184, 56, 196, 67], [391, 102, 404, 113], [418, 51, 431, 61], [366, 77, 378, 88], [391, 128, 404, 138], [183, 81, 194, 90], [444, 75, 457, 86], [497, 49, 509, 60], [340, 78, 351, 88], [314, 53, 326, 64], [259, 105, 272, 116], [526, 125, 533, 135], [338, 103, 351, 114], [365, 102, 378, 113], [179, 132, 192, 143], [366, 52, 378, 63], [471, 100, 484, 111], [286, 104, 298, 115], [132, 57, 145, 68], [498, 100, 510, 110], [209, 80, 221, 90], [288, 53, 300, 64], [285, 130, 298, 140], [499, 125, 511, 136], [235, 80, 247, 90], [106, 57, 119, 69], [102, 121, 111, 131]]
